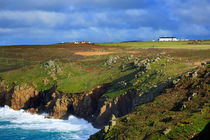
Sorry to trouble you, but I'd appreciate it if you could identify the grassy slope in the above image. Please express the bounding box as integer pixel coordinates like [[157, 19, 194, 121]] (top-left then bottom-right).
[[0, 42, 210, 95], [93, 66, 210, 140]]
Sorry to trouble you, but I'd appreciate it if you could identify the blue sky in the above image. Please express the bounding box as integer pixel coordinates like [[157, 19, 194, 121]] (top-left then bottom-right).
[[0, 0, 210, 45]]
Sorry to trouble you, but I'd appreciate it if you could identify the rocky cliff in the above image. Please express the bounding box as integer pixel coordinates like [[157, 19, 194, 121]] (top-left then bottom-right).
[[0, 66, 203, 130]]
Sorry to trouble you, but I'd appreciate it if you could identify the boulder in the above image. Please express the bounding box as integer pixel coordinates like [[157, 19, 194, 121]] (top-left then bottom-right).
[[162, 128, 171, 135]]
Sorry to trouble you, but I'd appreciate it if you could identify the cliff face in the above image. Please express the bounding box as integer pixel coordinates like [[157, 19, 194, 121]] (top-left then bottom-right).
[[0, 83, 112, 127], [0, 73, 179, 129]]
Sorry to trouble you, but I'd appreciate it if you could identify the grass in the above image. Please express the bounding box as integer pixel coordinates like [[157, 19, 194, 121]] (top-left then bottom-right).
[[96, 66, 210, 139], [0, 42, 210, 139], [0, 42, 210, 95], [98, 40, 210, 49]]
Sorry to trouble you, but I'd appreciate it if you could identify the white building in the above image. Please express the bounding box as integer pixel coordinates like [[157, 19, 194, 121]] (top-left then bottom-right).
[[158, 37, 178, 41], [158, 37, 189, 42]]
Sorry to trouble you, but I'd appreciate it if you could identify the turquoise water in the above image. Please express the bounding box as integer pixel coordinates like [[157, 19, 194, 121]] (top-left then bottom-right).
[[0, 106, 98, 140]]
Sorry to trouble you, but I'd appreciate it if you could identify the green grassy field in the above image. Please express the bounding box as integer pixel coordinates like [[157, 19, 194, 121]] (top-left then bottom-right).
[[98, 40, 210, 49], [0, 42, 210, 96]]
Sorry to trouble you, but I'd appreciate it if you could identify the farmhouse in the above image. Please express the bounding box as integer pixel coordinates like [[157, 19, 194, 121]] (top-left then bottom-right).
[[158, 37, 178, 41], [158, 37, 189, 42]]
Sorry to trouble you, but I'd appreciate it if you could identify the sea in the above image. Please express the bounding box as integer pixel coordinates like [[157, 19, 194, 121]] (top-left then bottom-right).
[[0, 106, 98, 140]]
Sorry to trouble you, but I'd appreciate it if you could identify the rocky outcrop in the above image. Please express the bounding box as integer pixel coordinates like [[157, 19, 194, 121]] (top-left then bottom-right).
[[0, 82, 111, 126], [11, 84, 39, 110], [0, 85, 13, 106]]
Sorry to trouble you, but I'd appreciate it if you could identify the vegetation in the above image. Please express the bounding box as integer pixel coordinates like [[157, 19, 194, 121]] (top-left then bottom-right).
[[92, 66, 210, 139], [0, 41, 210, 139], [98, 40, 210, 49]]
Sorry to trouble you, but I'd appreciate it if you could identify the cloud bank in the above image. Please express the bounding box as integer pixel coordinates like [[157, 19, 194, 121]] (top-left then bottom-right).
[[0, 0, 209, 45]]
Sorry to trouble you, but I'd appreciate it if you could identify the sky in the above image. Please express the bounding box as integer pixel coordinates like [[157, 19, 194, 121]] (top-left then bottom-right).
[[0, 0, 210, 45]]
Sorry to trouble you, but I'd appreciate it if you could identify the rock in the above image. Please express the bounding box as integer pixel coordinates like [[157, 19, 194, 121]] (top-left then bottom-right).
[[104, 125, 109, 133], [135, 72, 144, 78], [173, 102, 186, 111], [192, 71, 198, 78], [43, 79, 49, 86], [204, 72, 209, 79], [173, 79, 180, 85], [14, 85, 20, 91], [121, 116, 130, 123], [181, 104, 187, 110], [105, 56, 119, 65], [188, 97, 192, 101], [192, 93, 198, 97], [50, 73, 57, 80], [110, 120, 116, 127], [111, 114, 116, 121], [45, 116, 53, 119], [118, 81, 127, 89], [153, 85, 157, 88], [162, 128, 171, 135], [56, 66, 62, 74], [43, 60, 55, 68], [155, 57, 160, 62]]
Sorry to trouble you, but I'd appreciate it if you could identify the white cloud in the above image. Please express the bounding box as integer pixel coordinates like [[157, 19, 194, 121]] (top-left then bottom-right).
[[179, 24, 209, 36], [0, 28, 14, 33], [0, 10, 66, 27], [165, 0, 210, 25]]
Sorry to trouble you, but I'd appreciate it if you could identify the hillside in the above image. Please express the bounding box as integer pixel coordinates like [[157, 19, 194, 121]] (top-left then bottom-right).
[[90, 65, 210, 139], [0, 41, 210, 139]]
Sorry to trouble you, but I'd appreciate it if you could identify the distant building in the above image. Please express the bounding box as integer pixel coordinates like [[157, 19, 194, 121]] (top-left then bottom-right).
[[158, 37, 189, 42], [158, 37, 178, 41], [79, 41, 91, 44], [60, 41, 91, 44]]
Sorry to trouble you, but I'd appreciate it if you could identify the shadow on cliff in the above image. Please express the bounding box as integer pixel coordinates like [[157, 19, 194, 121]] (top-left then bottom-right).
[[22, 84, 57, 113]]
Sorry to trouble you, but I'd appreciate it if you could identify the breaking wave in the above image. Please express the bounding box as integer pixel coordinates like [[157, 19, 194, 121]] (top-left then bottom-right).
[[0, 106, 98, 140]]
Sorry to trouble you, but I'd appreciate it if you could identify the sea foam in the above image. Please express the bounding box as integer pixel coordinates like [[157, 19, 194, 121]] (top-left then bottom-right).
[[0, 106, 98, 140]]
